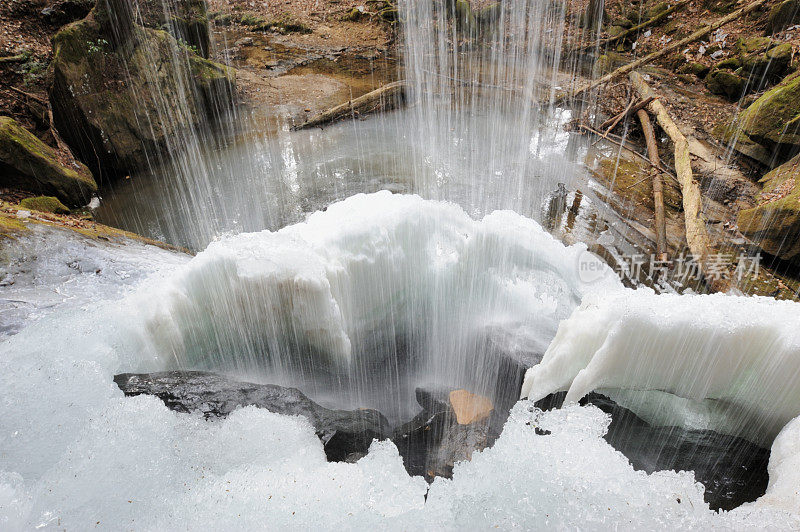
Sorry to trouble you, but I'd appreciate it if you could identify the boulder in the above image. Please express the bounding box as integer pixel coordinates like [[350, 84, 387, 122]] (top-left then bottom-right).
[[677, 61, 710, 78], [705, 69, 747, 100], [137, 0, 211, 58], [765, 0, 800, 34], [50, 10, 235, 179], [737, 153, 800, 262], [724, 71, 800, 161], [19, 196, 70, 214], [114, 371, 391, 462], [0, 116, 97, 206], [739, 43, 792, 84]]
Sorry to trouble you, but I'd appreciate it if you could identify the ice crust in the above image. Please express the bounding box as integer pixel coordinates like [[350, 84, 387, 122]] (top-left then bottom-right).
[[521, 291, 800, 445], [1, 193, 799, 529]]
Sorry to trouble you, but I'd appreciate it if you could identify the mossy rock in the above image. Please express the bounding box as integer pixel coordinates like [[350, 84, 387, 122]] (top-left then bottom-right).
[[454, 0, 474, 31], [714, 57, 741, 71], [739, 43, 792, 84], [607, 25, 627, 37], [474, 2, 502, 25], [49, 16, 235, 180], [596, 157, 682, 211], [678, 61, 710, 78], [593, 52, 629, 77], [733, 36, 773, 55], [765, 0, 800, 34], [137, 0, 211, 57], [645, 1, 669, 20], [733, 71, 800, 160], [19, 196, 71, 214], [737, 154, 800, 262], [705, 69, 746, 100], [0, 116, 96, 207], [711, 122, 773, 165]]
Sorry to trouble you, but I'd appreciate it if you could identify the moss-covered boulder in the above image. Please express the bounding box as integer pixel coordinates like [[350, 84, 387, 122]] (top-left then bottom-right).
[[729, 71, 800, 161], [765, 0, 800, 35], [733, 36, 773, 55], [645, 1, 670, 19], [737, 154, 800, 262], [138, 0, 211, 58], [739, 43, 792, 84], [49, 10, 235, 179], [19, 196, 71, 214], [705, 69, 747, 100], [0, 116, 96, 207], [678, 61, 710, 78]]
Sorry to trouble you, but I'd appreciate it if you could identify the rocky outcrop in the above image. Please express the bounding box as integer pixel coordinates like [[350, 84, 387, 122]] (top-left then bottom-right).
[[765, 0, 800, 34], [737, 153, 800, 262], [49, 3, 235, 180], [114, 371, 391, 462], [0, 116, 97, 207], [718, 70, 800, 163], [137, 0, 211, 57], [705, 38, 792, 100]]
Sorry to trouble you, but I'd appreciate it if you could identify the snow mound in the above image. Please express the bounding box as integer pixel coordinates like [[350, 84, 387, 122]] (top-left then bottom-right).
[[522, 291, 800, 444]]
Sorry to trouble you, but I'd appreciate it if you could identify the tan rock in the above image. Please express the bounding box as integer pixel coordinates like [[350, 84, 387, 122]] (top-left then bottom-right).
[[448, 389, 494, 425]]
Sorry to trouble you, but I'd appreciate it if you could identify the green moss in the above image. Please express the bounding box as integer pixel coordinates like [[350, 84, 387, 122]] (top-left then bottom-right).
[[19, 196, 71, 214], [705, 69, 746, 100], [596, 158, 682, 211], [0, 212, 28, 237], [714, 57, 741, 71], [737, 71, 800, 149], [734, 36, 773, 55], [645, 1, 669, 19], [678, 61, 710, 77]]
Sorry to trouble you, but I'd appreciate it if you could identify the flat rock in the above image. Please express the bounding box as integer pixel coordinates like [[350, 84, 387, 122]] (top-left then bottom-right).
[[114, 371, 391, 462]]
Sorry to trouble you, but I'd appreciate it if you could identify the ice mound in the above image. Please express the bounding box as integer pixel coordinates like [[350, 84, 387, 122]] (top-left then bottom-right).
[[140, 191, 621, 380], [521, 291, 800, 445]]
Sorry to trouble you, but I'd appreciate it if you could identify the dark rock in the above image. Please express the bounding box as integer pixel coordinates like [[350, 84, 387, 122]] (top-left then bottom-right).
[[532, 392, 771, 511], [393, 386, 493, 481], [114, 371, 391, 462], [40, 0, 94, 26]]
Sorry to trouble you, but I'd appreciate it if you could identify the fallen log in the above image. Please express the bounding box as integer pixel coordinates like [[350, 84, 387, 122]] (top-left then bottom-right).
[[295, 80, 407, 130], [562, 0, 770, 103], [629, 71, 727, 291], [636, 108, 668, 261]]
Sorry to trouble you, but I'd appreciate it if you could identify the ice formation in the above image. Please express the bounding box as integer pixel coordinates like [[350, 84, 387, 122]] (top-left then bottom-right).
[[1, 193, 800, 529], [521, 290, 800, 445]]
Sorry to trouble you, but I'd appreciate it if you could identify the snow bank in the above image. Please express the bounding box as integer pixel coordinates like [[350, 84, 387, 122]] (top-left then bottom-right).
[[521, 291, 800, 444]]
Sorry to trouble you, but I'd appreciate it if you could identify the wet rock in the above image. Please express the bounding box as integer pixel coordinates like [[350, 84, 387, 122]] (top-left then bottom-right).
[[114, 371, 391, 462], [0, 116, 96, 207], [737, 153, 800, 262], [19, 196, 70, 214], [393, 386, 494, 481], [765, 0, 800, 34], [50, 11, 235, 179], [728, 71, 800, 161], [705, 69, 747, 100], [124, 0, 212, 58], [534, 392, 770, 511]]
